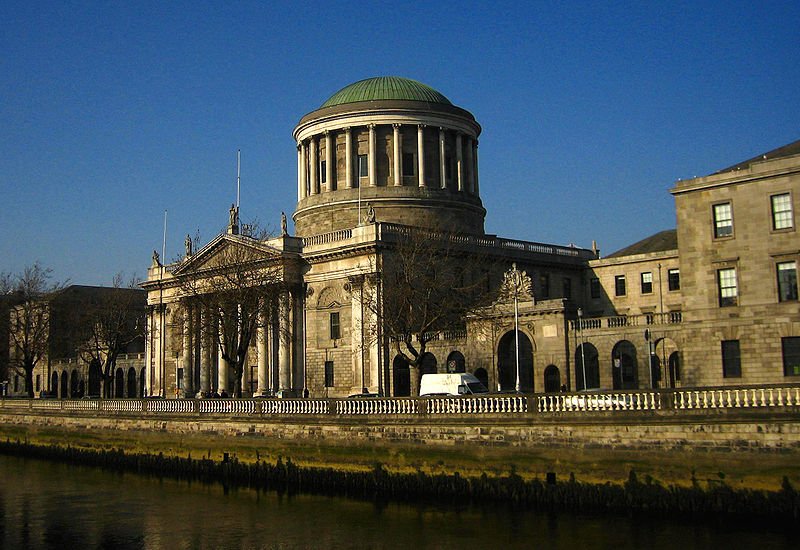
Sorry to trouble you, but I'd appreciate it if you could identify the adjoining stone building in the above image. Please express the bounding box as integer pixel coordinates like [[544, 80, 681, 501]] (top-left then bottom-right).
[[140, 77, 800, 399], [5, 285, 146, 398]]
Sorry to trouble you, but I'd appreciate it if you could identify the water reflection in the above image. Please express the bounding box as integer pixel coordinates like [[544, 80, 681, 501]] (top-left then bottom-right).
[[0, 455, 792, 549]]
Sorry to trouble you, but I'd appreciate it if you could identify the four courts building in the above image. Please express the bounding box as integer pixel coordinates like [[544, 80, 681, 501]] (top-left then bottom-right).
[[141, 76, 800, 399]]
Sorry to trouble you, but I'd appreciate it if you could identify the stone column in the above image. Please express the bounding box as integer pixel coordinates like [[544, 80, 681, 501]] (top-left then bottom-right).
[[393, 124, 401, 186], [153, 306, 163, 397], [417, 125, 426, 187], [368, 124, 377, 187], [465, 136, 475, 194], [182, 303, 193, 397], [144, 309, 153, 396], [199, 308, 210, 394], [456, 133, 464, 192], [309, 136, 318, 195], [278, 291, 291, 391], [256, 301, 268, 395], [350, 278, 365, 392], [325, 131, 334, 192], [439, 127, 446, 189], [297, 144, 304, 200], [217, 316, 228, 393], [300, 142, 308, 198], [344, 127, 353, 189], [473, 139, 480, 196]]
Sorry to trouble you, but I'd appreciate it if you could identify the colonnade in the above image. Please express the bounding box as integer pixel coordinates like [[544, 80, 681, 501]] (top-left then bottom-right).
[[296, 124, 480, 201], [144, 291, 298, 398]]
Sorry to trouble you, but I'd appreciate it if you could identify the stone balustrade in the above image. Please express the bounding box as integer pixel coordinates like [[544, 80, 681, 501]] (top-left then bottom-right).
[[4, 384, 799, 418], [570, 311, 683, 332]]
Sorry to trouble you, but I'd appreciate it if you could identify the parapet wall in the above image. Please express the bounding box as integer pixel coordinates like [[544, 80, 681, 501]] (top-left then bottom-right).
[[1, 406, 799, 455]]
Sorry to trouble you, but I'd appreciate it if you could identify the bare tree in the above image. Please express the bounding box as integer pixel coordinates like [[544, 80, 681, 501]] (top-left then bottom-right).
[[75, 274, 145, 397], [7, 263, 66, 397], [366, 225, 498, 384], [178, 230, 288, 398]]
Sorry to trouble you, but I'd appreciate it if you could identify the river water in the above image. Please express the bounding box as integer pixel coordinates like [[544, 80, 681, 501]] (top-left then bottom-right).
[[0, 454, 793, 549]]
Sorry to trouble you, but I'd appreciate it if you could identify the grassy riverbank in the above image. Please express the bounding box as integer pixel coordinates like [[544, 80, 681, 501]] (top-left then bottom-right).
[[1, 422, 799, 492]]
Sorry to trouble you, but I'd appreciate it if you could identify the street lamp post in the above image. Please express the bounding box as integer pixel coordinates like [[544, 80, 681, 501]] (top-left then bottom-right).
[[578, 308, 587, 391], [502, 263, 531, 393]]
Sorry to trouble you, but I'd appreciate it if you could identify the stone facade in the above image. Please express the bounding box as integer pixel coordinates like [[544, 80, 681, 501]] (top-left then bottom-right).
[[672, 149, 800, 386], [137, 77, 800, 399]]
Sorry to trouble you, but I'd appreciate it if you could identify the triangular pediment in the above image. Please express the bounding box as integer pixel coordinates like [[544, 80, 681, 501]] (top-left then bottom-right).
[[173, 234, 283, 276]]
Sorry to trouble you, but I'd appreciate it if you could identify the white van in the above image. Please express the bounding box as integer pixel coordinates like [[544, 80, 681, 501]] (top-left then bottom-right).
[[419, 373, 489, 396]]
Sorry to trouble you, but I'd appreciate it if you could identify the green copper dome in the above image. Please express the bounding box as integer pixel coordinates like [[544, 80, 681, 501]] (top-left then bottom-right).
[[321, 77, 452, 108]]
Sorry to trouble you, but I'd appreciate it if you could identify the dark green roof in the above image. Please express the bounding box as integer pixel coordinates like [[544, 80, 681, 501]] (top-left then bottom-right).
[[607, 230, 677, 258], [321, 77, 452, 108]]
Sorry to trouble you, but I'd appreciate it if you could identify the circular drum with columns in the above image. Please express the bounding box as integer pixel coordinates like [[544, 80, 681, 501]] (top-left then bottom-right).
[[292, 76, 485, 236]]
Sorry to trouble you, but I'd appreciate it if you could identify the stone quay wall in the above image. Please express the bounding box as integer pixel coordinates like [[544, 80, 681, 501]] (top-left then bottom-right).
[[1, 400, 799, 455]]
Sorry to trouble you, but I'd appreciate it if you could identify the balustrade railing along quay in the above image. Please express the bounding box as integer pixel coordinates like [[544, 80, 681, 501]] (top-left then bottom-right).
[[4, 384, 800, 419]]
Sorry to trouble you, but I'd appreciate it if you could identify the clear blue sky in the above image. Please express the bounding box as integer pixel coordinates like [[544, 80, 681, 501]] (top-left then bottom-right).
[[2, 1, 798, 285]]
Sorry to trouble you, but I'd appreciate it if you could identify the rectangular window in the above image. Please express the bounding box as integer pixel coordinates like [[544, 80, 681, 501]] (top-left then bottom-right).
[[713, 202, 733, 238], [402, 152, 415, 176], [324, 361, 335, 387], [771, 193, 793, 230], [782, 337, 800, 376], [176, 367, 184, 390], [640, 272, 653, 294], [777, 261, 798, 302], [35, 374, 41, 393], [718, 267, 738, 307], [562, 277, 572, 299], [615, 275, 626, 297], [668, 268, 680, 291], [358, 154, 368, 177], [539, 273, 550, 299], [721, 340, 741, 378], [590, 277, 601, 299], [320, 160, 326, 183], [330, 312, 341, 340]]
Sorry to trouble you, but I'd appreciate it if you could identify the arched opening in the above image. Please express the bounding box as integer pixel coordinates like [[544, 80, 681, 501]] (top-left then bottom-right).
[[88, 359, 101, 397], [668, 352, 681, 388], [611, 340, 638, 390], [114, 368, 124, 398], [70, 369, 79, 398], [127, 368, 137, 397], [446, 351, 466, 373], [574, 343, 599, 391], [50, 372, 59, 398], [473, 367, 489, 389], [60, 371, 68, 399], [497, 331, 534, 392], [139, 368, 146, 397], [543, 365, 561, 393], [392, 355, 411, 397], [420, 353, 438, 375], [654, 338, 680, 389], [415, 353, 438, 395]]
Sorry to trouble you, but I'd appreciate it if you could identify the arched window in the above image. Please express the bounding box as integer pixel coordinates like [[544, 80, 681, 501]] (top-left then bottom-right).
[[543, 365, 561, 393], [392, 355, 411, 397], [127, 368, 137, 397], [70, 369, 80, 398], [446, 351, 466, 373], [575, 343, 600, 390], [611, 340, 638, 390], [115, 368, 125, 398]]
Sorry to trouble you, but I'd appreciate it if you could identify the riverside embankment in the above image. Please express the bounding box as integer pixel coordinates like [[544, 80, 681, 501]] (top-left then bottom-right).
[[1, 386, 800, 492]]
